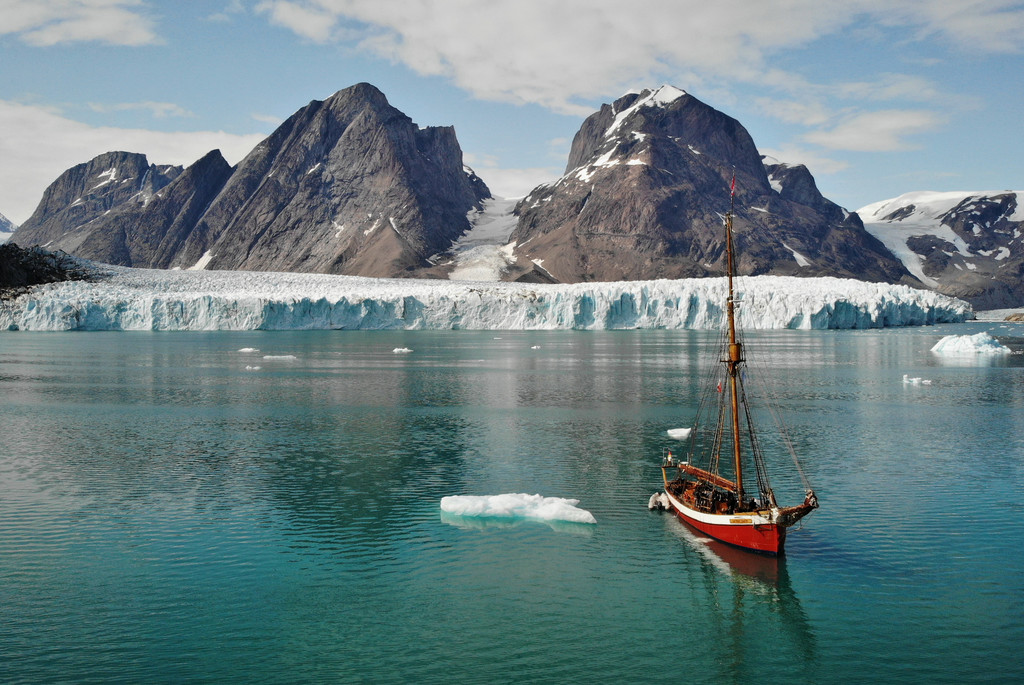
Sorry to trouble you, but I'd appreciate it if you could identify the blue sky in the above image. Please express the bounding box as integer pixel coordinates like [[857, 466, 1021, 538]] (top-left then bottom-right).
[[1, 0, 1022, 225]]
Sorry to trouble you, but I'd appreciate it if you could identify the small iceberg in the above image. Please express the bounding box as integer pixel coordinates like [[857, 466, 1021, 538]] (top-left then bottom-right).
[[931, 332, 1011, 356], [440, 493, 596, 524], [392, 347, 413, 353], [666, 427, 692, 440], [238, 347, 260, 353]]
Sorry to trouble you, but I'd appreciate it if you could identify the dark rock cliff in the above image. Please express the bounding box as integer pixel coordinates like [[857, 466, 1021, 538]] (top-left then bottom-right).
[[11, 83, 489, 277], [12, 151, 182, 255], [509, 87, 916, 286]]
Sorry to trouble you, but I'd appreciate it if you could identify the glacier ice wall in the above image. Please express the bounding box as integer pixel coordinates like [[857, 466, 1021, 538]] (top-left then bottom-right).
[[0, 265, 972, 331]]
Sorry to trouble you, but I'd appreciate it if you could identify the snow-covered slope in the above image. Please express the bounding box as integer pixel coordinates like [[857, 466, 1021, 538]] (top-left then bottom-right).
[[0, 265, 971, 331], [858, 190, 1023, 308], [0, 210, 15, 244], [445, 197, 519, 281]]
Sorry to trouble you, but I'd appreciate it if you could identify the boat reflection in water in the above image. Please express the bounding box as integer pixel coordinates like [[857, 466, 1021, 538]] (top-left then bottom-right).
[[661, 512, 818, 678], [668, 511, 784, 586]]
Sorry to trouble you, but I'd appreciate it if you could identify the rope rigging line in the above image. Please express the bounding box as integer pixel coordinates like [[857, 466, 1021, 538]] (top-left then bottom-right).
[[742, 322, 815, 494], [688, 323, 730, 471]]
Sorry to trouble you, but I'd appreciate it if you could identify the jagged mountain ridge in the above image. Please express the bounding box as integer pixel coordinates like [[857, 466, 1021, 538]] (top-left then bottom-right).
[[11, 152, 183, 254], [859, 190, 1024, 308], [12, 83, 490, 277], [508, 86, 916, 285], [12, 82, 1020, 304]]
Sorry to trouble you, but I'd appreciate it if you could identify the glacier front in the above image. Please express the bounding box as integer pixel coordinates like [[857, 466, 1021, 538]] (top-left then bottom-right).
[[0, 265, 972, 332]]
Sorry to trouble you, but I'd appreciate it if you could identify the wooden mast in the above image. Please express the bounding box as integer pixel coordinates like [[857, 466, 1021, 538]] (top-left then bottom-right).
[[724, 175, 744, 502]]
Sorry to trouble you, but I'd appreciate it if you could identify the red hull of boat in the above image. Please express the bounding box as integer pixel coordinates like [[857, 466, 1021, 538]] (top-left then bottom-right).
[[671, 506, 785, 556]]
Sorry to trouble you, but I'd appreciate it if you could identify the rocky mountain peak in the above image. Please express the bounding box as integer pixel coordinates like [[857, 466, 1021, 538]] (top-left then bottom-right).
[[859, 190, 1024, 308], [509, 86, 913, 285], [0, 210, 15, 241], [11, 83, 488, 278], [14, 152, 182, 251], [564, 86, 769, 196], [764, 159, 844, 223]]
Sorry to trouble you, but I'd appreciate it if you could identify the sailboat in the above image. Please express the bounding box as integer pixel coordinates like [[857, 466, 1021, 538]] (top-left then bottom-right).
[[658, 177, 818, 556]]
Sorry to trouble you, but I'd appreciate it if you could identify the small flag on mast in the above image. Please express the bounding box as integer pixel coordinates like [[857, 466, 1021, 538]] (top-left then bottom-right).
[[730, 172, 736, 198]]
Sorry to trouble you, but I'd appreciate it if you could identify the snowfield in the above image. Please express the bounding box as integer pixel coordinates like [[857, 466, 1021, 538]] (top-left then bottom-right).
[[858, 190, 1023, 287], [0, 264, 971, 332]]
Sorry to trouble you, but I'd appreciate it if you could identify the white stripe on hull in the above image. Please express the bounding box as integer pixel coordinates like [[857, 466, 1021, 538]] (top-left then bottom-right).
[[663, 489, 776, 527]]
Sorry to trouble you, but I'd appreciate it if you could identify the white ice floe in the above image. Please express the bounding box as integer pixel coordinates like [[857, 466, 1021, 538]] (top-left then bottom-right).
[[392, 347, 413, 353], [0, 263, 971, 331], [666, 427, 692, 439], [440, 493, 597, 524], [238, 347, 259, 352], [930, 332, 1011, 356], [902, 374, 932, 385]]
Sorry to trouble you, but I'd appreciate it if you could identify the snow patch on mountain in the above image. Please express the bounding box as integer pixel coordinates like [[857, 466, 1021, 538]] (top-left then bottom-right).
[[858, 190, 1022, 288], [606, 85, 686, 138], [0, 264, 971, 332]]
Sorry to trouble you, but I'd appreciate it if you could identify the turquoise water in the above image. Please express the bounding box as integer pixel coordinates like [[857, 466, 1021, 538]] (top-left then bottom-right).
[[2, 325, 1023, 683]]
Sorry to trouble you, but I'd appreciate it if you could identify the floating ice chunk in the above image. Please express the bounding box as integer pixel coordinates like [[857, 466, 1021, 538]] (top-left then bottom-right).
[[244, 365, 261, 371], [238, 347, 260, 352], [392, 347, 413, 353], [440, 493, 596, 524], [930, 332, 1011, 356], [262, 354, 297, 360], [666, 427, 692, 439]]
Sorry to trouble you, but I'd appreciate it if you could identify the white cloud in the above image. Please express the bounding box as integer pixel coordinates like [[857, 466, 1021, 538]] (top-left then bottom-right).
[[88, 101, 195, 118], [755, 98, 834, 127], [463, 153, 560, 199], [247, 0, 845, 115], [757, 144, 849, 176], [833, 73, 945, 102], [251, 112, 286, 126], [803, 110, 946, 152], [206, 0, 246, 23], [0, 100, 266, 225], [0, 0, 159, 46], [878, 1, 1024, 53], [255, 0, 337, 42], [249, 1, 1024, 115]]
